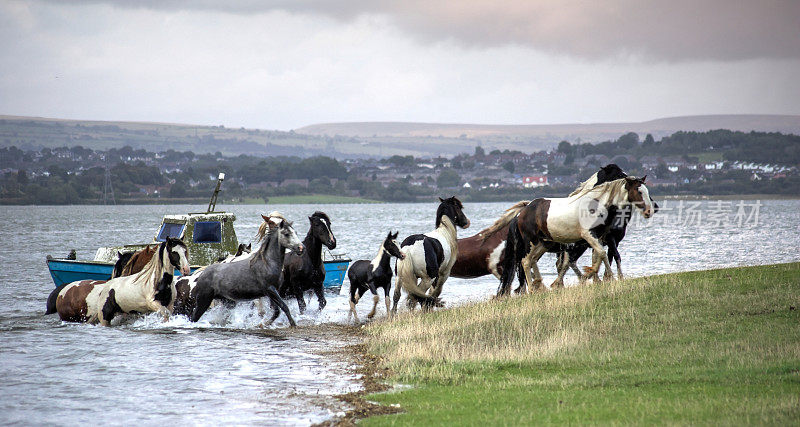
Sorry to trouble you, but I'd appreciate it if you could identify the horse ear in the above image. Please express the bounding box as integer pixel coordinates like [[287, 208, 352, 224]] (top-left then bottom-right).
[[641, 175, 647, 182], [393, 231, 399, 239], [261, 214, 269, 222], [439, 197, 445, 202]]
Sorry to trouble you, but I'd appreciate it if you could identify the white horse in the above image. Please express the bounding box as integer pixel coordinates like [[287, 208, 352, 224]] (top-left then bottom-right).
[[392, 197, 470, 313], [498, 177, 653, 295], [54, 237, 190, 326]]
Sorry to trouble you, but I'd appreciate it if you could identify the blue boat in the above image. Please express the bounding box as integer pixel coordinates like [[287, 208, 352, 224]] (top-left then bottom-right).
[[47, 174, 350, 290], [46, 257, 350, 289]]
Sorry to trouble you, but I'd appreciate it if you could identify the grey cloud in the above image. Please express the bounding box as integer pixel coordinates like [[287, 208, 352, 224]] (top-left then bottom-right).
[[44, 0, 800, 61]]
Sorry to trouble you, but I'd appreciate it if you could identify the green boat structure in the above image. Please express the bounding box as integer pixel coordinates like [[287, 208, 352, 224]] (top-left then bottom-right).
[[47, 174, 350, 290]]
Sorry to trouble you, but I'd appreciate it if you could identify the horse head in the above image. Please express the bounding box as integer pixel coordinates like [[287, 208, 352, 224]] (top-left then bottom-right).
[[383, 231, 405, 260], [262, 213, 304, 255], [165, 237, 191, 276], [437, 196, 470, 229], [309, 211, 336, 250], [597, 164, 627, 185], [624, 176, 654, 219]]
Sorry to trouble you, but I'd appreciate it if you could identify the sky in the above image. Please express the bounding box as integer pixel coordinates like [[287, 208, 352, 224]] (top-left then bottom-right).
[[1, 0, 799, 130]]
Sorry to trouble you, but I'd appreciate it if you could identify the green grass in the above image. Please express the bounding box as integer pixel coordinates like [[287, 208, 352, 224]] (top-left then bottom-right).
[[691, 151, 725, 162], [235, 194, 381, 204], [363, 263, 800, 425]]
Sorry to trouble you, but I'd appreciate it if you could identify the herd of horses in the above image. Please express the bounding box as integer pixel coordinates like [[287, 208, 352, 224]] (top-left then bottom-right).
[[44, 164, 657, 327]]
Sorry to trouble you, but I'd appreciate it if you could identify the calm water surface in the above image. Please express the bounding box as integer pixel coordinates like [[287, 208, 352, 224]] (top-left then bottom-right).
[[1, 200, 798, 425]]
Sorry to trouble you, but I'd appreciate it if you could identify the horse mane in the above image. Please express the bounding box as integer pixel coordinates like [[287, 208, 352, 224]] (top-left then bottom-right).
[[569, 177, 629, 204], [120, 245, 156, 276], [131, 242, 170, 288], [480, 200, 530, 241], [255, 211, 288, 242], [568, 172, 599, 197], [435, 197, 463, 228], [311, 211, 330, 224]]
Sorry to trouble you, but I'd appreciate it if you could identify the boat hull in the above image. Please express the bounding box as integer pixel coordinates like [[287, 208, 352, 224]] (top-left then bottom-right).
[[47, 258, 350, 289]]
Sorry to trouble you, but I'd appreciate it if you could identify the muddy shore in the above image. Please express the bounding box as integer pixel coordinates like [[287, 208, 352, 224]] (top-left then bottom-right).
[[311, 324, 401, 426]]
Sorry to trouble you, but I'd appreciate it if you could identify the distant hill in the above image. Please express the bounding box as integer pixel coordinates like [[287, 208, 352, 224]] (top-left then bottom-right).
[[296, 114, 800, 142], [2, 114, 799, 159]]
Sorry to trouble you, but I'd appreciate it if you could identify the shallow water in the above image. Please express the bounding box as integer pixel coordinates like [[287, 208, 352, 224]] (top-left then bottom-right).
[[0, 200, 798, 425]]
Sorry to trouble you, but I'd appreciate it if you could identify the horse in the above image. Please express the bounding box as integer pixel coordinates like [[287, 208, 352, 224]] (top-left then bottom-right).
[[347, 231, 405, 322], [217, 243, 251, 262], [117, 245, 157, 277], [279, 211, 336, 313], [189, 213, 304, 326], [49, 237, 190, 325], [498, 176, 653, 296], [173, 241, 254, 316], [111, 251, 135, 279], [392, 196, 470, 313], [451, 164, 631, 282]]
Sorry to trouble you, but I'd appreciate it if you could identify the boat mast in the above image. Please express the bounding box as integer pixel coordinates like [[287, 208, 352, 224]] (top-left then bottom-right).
[[207, 173, 225, 213]]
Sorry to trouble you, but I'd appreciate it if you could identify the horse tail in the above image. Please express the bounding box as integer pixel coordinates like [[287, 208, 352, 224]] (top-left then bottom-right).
[[395, 253, 442, 308], [498, 216, 520, 296], [45, 283, 69, 314]]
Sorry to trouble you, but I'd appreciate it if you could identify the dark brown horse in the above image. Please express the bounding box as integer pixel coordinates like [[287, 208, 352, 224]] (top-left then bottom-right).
[[115, 245, 157, 278]]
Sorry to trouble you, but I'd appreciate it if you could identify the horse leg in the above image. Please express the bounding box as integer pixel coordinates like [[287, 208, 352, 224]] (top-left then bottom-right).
[[348, 282, 360, 323], [266, 286, 296, 327], [417, 277, 434, 311], [571, 262, 585, 283], [551, 251, 569, 289], [384, 286, 391, 318], [391, 275, 404, 315], [348, 288, 361, 323], [580, 231, 607, 284], [268, 299, 281, 325], [366, 282, 379, 319], [293, 285, 307, 314], [524, 244, 546, 292], [313, 286, 327, 311], [607, 237, 623, 280], [191, 287, 215, 322], [431, 273, 446, 299], [600, 245, 614, 281]]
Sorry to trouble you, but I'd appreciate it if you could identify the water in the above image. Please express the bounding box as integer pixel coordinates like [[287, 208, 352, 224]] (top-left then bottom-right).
[[1, 200, 798, 425]]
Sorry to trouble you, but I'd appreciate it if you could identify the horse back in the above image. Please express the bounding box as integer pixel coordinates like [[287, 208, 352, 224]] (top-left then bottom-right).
[[56, 280, 107, 322], [401, 234, 445, 279], [452, 228, 507, 279]]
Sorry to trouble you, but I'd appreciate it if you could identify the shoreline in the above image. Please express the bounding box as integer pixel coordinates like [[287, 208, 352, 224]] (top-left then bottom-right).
[[326, 262, 800, 425]]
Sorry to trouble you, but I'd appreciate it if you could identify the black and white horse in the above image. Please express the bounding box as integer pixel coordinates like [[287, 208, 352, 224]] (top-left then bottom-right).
[[347, 231, 404, 322], [392, 197, 470, 313], [498, 177, 654, 295], [190, 213, 304, 326], [279, 211, 336, 313], [47, 237, 190, 326]]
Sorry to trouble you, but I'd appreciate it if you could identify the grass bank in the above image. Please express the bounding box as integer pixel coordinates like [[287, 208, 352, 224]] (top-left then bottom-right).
[[359, 263, 800, 425]]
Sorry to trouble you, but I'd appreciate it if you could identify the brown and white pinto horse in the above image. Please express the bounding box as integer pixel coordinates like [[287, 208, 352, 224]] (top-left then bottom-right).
[[450, 201, 528, 280], [498, 177, 653, 295], [50, 238, 190, 326]]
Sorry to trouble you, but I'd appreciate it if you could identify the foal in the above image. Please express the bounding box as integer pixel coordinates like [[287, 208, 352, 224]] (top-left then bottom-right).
[[347, 231, 404, 322]]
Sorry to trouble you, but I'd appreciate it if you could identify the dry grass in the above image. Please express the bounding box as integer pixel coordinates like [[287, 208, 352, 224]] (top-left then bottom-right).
[[364, 263, 800, 391]]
